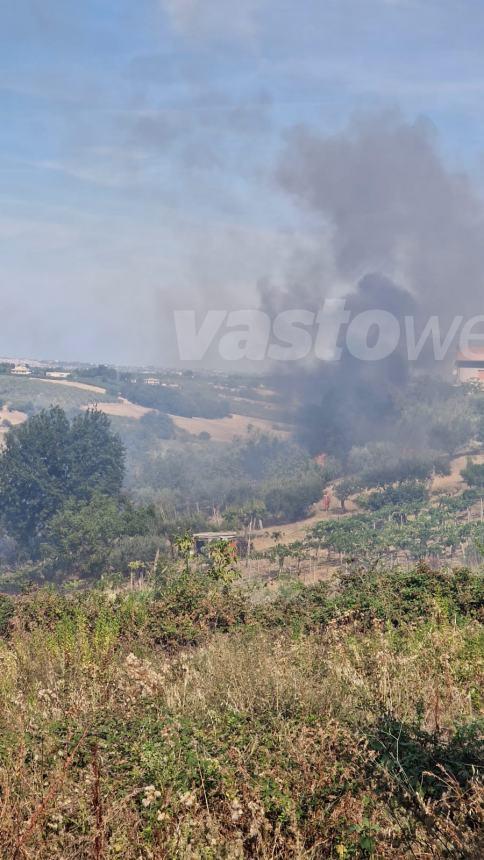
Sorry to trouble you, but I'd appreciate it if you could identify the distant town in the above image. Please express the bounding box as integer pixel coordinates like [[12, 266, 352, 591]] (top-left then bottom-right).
[[3, 349, 484, 386]]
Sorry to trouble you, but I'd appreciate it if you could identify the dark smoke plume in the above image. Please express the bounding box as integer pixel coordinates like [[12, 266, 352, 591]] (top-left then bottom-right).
[[261, 111, 484, 454], [276, 110, 484, 323]]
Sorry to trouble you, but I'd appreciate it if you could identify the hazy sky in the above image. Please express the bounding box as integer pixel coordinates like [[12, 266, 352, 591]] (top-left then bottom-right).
[[2, 1, 484, 365]]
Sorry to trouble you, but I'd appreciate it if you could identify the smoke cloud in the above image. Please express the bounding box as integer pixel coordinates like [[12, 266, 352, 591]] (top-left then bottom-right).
[[258, 111, 484, 453], [274, 111, 484, 325]]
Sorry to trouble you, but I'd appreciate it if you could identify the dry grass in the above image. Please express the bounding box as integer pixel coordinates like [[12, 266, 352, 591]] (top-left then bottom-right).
[[169, 412, 291, 442], [82, 398, 154, 420], [0, 579, 481, 859]]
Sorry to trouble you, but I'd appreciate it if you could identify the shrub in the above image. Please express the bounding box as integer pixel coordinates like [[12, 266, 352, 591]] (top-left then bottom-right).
[[360, 480, 429, 511], [462, 459, 484, 489], [0, 594, 14, 636]]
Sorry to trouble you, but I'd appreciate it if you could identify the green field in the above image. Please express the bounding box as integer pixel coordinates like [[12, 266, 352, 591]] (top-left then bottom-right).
[[0, 376, 115, 414]]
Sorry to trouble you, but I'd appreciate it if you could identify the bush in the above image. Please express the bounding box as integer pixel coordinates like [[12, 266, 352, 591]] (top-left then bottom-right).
[[138, 411, 175, 439], [262, 475, 324, 522], [338, 563, 483, 625], [461, 459, 484, 489], [360, 480, 429, 511], [0, 594, 14, 636], [372, 713, 484, 800]]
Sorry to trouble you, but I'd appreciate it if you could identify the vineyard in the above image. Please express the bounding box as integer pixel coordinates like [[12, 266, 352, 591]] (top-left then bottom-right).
[[253, 489, 484, 580]]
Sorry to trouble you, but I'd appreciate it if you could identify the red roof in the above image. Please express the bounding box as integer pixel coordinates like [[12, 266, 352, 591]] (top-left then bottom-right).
[[456, 350, 484, 362]]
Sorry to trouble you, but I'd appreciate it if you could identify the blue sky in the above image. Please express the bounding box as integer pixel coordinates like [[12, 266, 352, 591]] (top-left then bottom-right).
[[2, 0, 484, 364]]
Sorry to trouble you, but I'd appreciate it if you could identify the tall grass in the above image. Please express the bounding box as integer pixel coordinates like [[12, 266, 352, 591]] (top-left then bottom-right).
[[0, 569, 482, 858]]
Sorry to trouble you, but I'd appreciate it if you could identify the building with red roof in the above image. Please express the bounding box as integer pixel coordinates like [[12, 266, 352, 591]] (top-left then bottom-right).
[[455, 350, 484, 384]]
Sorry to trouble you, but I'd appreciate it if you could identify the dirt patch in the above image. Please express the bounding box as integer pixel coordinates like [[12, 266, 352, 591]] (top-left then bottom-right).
[[0, 407, 27, 437], [251, 491, 357, 552], [83, 398, 154, 420], [169, 413, 292, 442], [431, 452, 484, 495], [252, 510, 352, 552], [35, 378, 107, 395]]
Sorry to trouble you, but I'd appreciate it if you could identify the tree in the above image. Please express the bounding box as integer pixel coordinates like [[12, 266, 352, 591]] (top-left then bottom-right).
[[461, 459, 484, 489], [362, 480, 429, 512], [42, 495, 162, 577], [41, 494, 125, 576], [263, 475, 324, 521], [0, 406, 125, 555], [267, 543, 292, 576], [335, 478, 360, 512], [222, 500, 266, 531], [68, 409, 125, 500], [0, 407, 71, 552]]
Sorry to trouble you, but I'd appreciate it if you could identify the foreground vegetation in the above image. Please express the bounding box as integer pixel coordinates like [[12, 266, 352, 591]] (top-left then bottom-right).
[[0, 373, 482, 857], [0, 565, 482, 858]]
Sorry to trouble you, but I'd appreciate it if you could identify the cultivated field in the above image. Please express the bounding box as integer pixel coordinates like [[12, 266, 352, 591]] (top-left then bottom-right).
[[35, 377, 107, 394], [0, 376, 113, 412], [83, 398, 154, 420], [169, 412, 292, 442]]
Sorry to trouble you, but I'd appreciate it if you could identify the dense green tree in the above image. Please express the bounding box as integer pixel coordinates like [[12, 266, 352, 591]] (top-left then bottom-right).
[[68, 409, 125, 500], [0, 406, 125, 555], [138, 411, 174, 439], [42, 495, 162, 577], [41, 493, 125, 576], [76, 364, 118, 382], [263, 474, 324, 521], [0, 407, 71, 552]]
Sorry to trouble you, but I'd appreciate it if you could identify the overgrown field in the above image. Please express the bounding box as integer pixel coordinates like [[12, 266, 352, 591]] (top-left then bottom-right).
[[0, 566, 482, 858]]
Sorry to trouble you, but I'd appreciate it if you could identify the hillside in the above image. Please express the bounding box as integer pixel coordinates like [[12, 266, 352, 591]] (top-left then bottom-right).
[[0, 380, 482, 859]]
